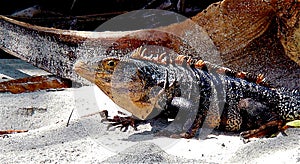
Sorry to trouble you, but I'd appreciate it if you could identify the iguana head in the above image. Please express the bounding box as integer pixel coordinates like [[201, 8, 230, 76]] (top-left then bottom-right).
[[74, 56, 168, 120]]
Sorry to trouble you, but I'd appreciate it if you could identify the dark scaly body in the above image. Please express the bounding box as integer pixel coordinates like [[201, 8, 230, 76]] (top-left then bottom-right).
[[74, 48, 300, 139]]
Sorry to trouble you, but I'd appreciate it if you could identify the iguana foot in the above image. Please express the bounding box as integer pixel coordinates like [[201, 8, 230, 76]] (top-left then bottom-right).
[[100, 110, 140, 131], [240, 120, 286, 139]]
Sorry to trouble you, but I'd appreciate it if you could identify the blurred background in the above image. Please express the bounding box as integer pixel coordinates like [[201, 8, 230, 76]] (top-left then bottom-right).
[[0, 0, 219, 58], [0, 0, 220, 30]]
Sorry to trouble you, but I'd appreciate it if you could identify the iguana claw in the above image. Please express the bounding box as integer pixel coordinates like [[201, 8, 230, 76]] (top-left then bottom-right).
[[100, 110, 139, 131]]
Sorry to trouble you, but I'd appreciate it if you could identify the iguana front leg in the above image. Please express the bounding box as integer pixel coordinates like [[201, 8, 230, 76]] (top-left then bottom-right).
[[152, 97, 203, 139], [100, 97, 200, 138]]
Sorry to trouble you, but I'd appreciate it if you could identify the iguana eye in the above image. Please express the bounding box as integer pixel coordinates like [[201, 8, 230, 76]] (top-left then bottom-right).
[[102, 58, 119, 71], [107, 60, 115, 67]]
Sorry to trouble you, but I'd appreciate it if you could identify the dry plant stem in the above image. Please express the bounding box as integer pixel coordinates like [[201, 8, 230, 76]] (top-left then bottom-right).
[[66, 108, 74, 127]]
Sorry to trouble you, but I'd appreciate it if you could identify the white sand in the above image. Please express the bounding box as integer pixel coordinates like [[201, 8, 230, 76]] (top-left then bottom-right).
[[0, 59, 299, 163]]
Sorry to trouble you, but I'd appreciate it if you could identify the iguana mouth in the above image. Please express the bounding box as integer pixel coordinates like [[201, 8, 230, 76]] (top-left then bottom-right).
[[74, 60, 114, 97]]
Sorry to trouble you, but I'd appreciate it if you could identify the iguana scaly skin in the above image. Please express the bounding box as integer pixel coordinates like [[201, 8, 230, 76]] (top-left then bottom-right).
[[74, 47, 300, 139]]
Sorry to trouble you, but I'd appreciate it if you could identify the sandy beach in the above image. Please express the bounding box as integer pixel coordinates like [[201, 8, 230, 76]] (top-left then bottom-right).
[[0, 59, 299, 163]]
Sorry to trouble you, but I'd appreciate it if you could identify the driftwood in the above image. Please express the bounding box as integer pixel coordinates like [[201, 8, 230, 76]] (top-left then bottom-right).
[[0, 14, 204, 84], [0, 0, 299, 90], [0, 75, 71, 94], [0, 129, 28, 135]]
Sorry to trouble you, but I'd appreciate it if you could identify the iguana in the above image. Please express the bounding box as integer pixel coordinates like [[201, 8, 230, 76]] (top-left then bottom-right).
[[74, 46, 299, 139]]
